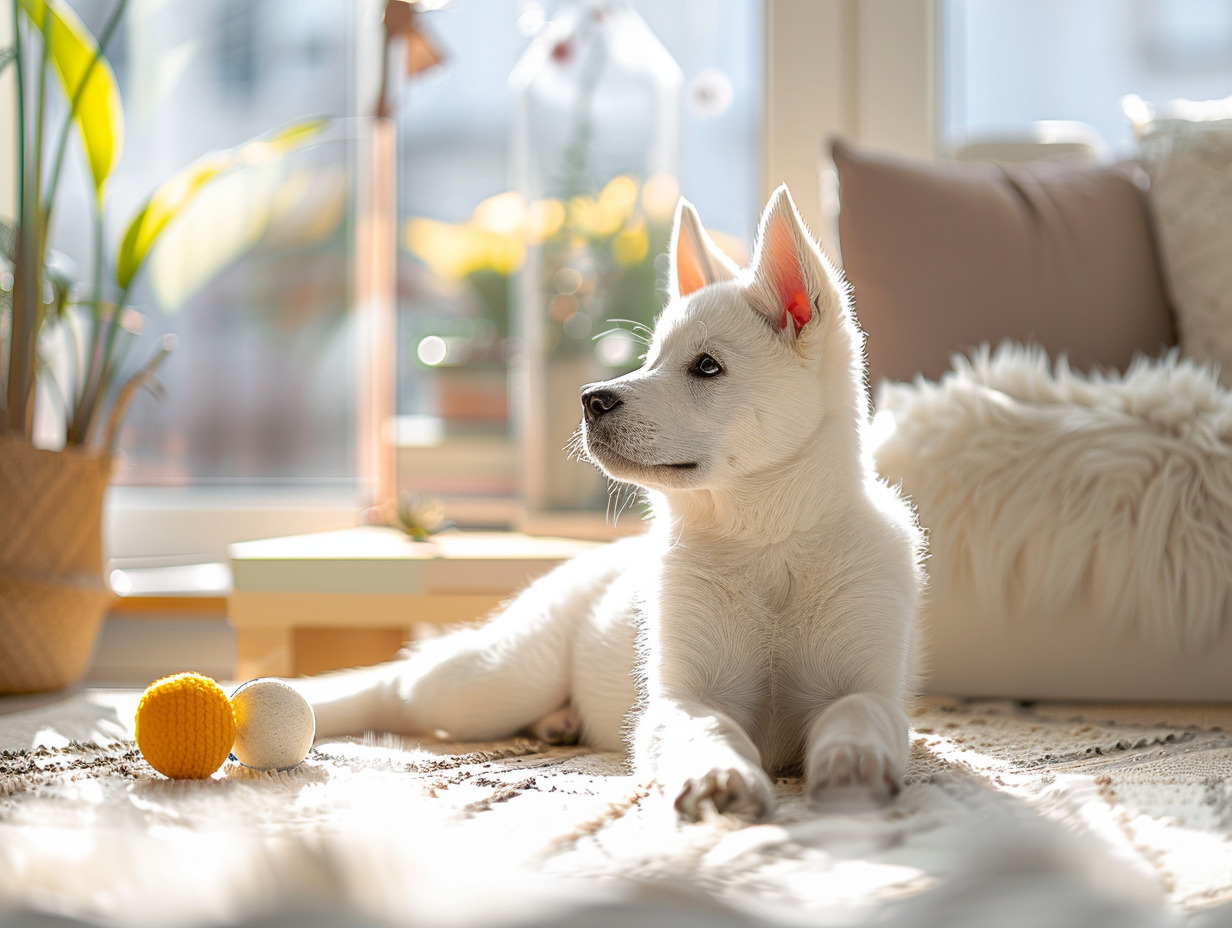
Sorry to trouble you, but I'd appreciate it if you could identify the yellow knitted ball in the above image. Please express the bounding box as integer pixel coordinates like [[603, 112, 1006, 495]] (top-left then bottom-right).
[[135, 672, 236, 779]]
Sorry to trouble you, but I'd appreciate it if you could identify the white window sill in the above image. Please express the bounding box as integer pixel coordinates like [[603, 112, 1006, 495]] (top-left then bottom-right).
[[105, 486, 366, 564]]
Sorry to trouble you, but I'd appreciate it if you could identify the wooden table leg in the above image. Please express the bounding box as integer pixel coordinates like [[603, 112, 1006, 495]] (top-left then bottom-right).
[[235, 628, 293, 680]]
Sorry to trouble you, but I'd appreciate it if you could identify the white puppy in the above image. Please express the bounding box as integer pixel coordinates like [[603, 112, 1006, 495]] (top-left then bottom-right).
[[302, 186, 924, 820]]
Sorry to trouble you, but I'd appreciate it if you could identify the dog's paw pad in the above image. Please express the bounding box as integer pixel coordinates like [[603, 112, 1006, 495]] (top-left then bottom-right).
[[807, 740, 900, 804], [529, 705, 581, 745], [674, 766, 774, 822]]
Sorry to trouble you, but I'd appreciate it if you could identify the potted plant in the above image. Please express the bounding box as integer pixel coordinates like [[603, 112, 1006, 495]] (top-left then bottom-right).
[[0, 0, 322, 693]]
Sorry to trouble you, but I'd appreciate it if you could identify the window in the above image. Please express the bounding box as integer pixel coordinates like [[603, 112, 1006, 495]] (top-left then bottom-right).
[[35, 0, 382, 560], [943, 0, 1232, 156], [12, 1, 768, 556]]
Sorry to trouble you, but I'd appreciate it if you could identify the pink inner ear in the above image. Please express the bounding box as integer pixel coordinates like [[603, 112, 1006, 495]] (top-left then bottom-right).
[[773, 290, 813, 335], [675, 227, 708, 297], [780, 290, 811, 334], [764, 209, 811, 334]]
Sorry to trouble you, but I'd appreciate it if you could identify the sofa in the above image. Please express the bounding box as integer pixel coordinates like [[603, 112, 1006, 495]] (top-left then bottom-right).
[[830, 99, 1232, 702]]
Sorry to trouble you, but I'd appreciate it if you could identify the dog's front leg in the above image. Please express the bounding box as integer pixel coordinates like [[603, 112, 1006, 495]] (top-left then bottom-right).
[[634, 557, 776, 821], [804, 691, 907, 803], [637, 696, 774, 821]]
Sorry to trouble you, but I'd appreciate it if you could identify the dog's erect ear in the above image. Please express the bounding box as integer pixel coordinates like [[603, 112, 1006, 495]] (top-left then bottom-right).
[[746, 185, 825, 339], [670, 198, 738, 299]]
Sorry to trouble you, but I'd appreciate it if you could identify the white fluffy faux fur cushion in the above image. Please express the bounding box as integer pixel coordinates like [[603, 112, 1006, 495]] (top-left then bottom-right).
[[875, 344, 1232, 653]]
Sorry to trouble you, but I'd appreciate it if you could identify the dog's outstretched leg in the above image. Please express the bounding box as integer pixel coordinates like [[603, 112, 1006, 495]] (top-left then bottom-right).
[[296, 617, 566, 741], [293, 541, 632, 741], [804, 691, 907, 803]]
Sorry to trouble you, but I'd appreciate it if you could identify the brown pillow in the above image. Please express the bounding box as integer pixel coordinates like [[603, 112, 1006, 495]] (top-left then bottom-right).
[[831, 139, 1177, 387]]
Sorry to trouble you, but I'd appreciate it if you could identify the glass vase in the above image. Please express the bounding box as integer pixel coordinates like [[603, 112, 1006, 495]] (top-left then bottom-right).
[[511, 0, 682, 522]]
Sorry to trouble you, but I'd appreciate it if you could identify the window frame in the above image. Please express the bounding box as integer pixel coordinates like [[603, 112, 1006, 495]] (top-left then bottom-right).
[[764, 0, 939, 256]]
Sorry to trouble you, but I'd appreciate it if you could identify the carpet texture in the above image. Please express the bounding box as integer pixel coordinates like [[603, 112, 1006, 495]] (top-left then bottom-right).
[[2, 692, 1232, 927]]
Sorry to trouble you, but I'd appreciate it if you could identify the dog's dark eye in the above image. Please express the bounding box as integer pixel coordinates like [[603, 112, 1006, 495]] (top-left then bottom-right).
[[690, 353, 723, 378]]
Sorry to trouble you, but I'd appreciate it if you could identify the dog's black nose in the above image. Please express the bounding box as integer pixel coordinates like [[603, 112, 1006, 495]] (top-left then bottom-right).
[[582, 388, 622, 420]]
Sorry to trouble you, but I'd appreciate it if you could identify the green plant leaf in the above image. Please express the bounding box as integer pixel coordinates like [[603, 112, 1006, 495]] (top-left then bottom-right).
[[114, 153, 231, 291], [115, 118, 328, 290], [239, 120, 330, 163], [0, 44, 14, 73], [18, 0, 123, 195]]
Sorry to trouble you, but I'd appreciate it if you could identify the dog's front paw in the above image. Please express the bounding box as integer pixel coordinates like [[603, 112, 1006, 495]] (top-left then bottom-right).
[[673, 764, 775, 822], [806, 737, 901, 805]]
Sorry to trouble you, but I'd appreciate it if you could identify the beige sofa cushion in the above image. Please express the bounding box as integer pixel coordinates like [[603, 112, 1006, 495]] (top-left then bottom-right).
[[831, 139, 1176, 388], [1126, 94, 1232, 388]]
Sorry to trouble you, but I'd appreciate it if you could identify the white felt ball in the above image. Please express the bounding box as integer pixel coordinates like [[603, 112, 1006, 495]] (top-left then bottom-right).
[[230, 678, 316, 770]]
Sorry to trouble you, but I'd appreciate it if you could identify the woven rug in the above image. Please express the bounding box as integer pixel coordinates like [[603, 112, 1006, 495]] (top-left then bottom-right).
[[2, 691, 1232, 927]]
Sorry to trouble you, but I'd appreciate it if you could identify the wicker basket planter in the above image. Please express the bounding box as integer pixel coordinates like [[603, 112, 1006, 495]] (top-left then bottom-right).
[[0, 434, 114, 694]]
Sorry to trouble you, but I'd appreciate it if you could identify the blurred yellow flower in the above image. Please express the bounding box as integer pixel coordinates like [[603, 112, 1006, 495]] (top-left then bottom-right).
[[526, 198, 565, 244], [406, 218, 466, 279], [612, 217, 649, 265], [473, 191, 526, 235], [566, 196, 601, 235], [404, 217, 526, 280], [641, 172, 680, 223], [403, 175, 678, 279], [593, 175, 638, 235], [601, 175, 639, 216], [487, 233, 526, 275]]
